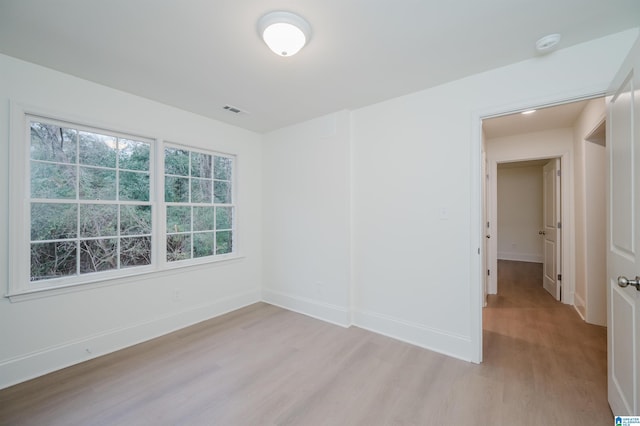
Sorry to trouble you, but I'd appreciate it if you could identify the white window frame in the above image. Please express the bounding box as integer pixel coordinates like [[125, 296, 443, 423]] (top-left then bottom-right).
[[7, 102, 239, 301], [161, 142, 237, 269]]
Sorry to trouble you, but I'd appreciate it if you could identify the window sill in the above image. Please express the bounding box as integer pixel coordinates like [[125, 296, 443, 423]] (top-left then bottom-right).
[[6, 254, 245, 303]]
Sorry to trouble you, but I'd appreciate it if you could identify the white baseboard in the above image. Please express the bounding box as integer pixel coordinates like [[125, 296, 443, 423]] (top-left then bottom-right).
[[2, 289, 474, 390], [497, 252, 543, 263], [262, 289, 351, 327], [574, 293, 586, 320], [352, 308, 472, 362], [262, 292, 474, 361], [0, 290, 261, 390]]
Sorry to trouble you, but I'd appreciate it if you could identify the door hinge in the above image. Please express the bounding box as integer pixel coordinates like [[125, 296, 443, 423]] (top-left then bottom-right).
[[487, 221, 490, 228], [557, 222, 562, 229], [488, 269, 491, 276], [557, 169, 561, 177], [558, 273, 562, 281]]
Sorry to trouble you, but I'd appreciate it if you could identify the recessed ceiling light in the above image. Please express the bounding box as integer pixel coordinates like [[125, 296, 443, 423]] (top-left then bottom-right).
[[521, 110, 536, 115], [535, 34, 561, 53], [257, 11, 311, 57]]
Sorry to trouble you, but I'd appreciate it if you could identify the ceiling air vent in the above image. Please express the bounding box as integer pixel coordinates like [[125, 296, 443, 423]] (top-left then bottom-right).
[[223, 105, 245, 114]]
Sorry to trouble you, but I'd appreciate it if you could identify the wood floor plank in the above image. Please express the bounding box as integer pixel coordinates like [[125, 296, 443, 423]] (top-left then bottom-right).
[[0, 260, 610, 425]]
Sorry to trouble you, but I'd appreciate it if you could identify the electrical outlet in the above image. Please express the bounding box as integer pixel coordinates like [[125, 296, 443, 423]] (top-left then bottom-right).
[[439, 207, 449, 220], [172, 289, 181, 301]]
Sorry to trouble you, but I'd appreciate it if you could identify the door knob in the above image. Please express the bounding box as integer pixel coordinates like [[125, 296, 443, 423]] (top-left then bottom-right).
[[617, 276, 640, 291], [486, 235, 491, 239], [539, 231, 546, 235]]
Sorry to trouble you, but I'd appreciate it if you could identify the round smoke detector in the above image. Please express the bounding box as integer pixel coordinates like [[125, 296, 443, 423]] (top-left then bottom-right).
[[535, 34, 561, 53]]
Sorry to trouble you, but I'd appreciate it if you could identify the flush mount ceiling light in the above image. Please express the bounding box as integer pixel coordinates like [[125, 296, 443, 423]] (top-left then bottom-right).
[[258, 11, 311, 57], [535, 33, 561, 54], [521, 109, 537, 115]]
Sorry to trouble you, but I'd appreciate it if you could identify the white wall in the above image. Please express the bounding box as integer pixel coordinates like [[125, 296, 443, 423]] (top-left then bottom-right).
[[585, 142, 606, 326], [262, 111, 351, 326], [258, 30, 636, 362], [574, 113, 588, 316], [351, 30, 637, 361], [573, 98, 607, 325], [0, 54, 263, 388], [496, 165, 544, 262]]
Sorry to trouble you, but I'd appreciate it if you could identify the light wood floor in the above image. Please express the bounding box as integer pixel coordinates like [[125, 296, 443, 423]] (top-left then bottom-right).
[[0, 260, 609, 425]]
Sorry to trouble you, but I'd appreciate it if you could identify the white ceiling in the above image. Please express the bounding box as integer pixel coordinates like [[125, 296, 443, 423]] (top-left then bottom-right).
[[483, 99, 593, 139], [0, 1, 638, 133], [497, 159, 550, 169]]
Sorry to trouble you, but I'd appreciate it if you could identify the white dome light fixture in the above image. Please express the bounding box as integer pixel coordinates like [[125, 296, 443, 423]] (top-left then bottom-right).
[[258, 11, 311, 57]]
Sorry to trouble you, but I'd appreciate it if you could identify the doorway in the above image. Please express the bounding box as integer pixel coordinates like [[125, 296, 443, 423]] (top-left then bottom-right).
[[479, 96, 608, 357], [492, 158, 561, 300], [470, 91, 609, 364]]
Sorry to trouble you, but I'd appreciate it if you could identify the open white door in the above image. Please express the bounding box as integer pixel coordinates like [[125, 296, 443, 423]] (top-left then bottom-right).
[[542, 158, 561, 300], [607, 38, 640, 416]]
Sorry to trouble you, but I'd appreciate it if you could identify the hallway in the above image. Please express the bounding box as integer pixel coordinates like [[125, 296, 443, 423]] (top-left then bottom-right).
[[483, 260, 610, 424]]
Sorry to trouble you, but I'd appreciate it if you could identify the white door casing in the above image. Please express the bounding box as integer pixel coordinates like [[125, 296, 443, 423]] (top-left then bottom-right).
[[482, 152, 489, 305], [543, 159, 561, 300], [607, 38, 640, 416]]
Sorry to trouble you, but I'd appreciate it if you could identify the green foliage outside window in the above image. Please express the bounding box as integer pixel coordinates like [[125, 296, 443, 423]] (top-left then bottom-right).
[[29, 121, 152, 281], [165, 147, 234, 262]]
